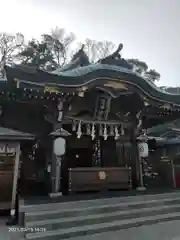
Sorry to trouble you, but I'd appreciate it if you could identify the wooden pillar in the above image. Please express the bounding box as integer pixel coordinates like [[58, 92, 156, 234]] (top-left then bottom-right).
[[129, 121, 139, 188], [11, 143, 20, 214], [55, 156, 62, 192], [7, 143, 20, 225], [51, 125, 60, 193], [136, 140, 146, 191], [51, 100, 64, 195], [133, 111, 147, 191], [171, 158, 176, 188], [130, 137, 139, 188]]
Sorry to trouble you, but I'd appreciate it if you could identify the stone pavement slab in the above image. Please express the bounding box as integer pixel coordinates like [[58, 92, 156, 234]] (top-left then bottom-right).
[[0, 218, 23, 240], [1, 218, 180, 240], [70, 220, 180, 240]]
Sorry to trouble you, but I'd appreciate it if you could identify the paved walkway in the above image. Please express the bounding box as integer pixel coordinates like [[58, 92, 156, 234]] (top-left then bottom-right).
[[1, 218, 180, 240], [0, 218, 23, 240], [71, 220, 180, 240]]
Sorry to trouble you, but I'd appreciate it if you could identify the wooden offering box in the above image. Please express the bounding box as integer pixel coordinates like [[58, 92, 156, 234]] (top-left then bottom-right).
[[68, 167, 132, 193]]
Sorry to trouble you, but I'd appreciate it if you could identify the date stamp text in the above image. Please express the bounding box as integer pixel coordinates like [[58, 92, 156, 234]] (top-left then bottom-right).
[[8, 227, 46, 232]]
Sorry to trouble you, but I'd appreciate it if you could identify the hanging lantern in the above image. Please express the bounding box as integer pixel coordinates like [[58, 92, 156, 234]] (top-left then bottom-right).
[[91, 123, 96, 140], [138, 129, 148, 142], [86, 124, 91, 135], [53, 137, 66, 156], [114, 126, 120, 140], [138, 142, 149, 158], [77, 121, 82, 139], [103, 124, 108, 140]]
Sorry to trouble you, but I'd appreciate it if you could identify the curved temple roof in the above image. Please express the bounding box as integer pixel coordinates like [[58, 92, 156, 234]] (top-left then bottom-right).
[[0, 127, 34, 140], [4, 43, 180, 107]]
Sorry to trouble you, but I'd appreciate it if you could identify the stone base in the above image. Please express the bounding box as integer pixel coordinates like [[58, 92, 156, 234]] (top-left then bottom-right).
[[6, 216, 17, 226], [49, 192, 62, 198], [136, 186, 147, 191]]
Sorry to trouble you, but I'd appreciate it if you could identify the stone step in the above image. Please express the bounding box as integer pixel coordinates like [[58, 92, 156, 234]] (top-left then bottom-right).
[[25, 204, 180, 231], [20, 191, 180, 213], [25, 212, 180, 240], [24, 196, 180, 222], [23, 192, 180, 239]]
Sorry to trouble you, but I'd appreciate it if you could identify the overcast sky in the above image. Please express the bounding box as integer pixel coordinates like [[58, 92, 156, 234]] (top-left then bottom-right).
[[0, 0, 180, 86]]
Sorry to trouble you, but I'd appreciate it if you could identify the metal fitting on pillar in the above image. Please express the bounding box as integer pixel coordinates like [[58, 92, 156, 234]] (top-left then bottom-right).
[[57, 100, 63, 122]]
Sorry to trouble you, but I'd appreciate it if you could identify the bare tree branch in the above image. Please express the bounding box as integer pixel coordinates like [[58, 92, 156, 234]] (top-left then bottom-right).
[[0, 32, 24, 77]]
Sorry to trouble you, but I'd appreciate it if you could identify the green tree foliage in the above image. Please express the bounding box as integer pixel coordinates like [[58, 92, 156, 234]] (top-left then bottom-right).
[[146, 69, 161, 82], [43, 27, 75, 67], [127, 59, 160, 82], [18, 31, 115, 69], [17, 39, 56, 70], [127, 58, 148, 73], [18, 27, 75, 70], [15, 27, 161, 83]]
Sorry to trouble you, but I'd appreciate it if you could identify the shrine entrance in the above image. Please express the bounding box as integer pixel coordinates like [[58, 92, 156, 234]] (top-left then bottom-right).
[[66, 136, 93, 168], [61, 136, 93, 195], [60, 135, 131, 195]]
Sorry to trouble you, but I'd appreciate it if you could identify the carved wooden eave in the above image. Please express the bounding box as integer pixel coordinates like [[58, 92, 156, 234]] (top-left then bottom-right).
[[64, 116, 132, 128], [103, 81, 128, 90], [3, 40, 180, 120], [159, 103, 173, 110], [4, 63, 180, 110]]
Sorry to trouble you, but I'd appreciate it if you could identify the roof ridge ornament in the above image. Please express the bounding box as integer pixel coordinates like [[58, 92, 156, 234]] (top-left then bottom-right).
[[111, 43, 123, 59], [71, 44, 90, 64], [98, 43, 132, 69], [52, 44, 90, 74]]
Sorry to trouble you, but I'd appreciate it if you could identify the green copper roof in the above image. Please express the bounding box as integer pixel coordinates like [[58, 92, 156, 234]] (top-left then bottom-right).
[[148, 118, 180, 137]]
